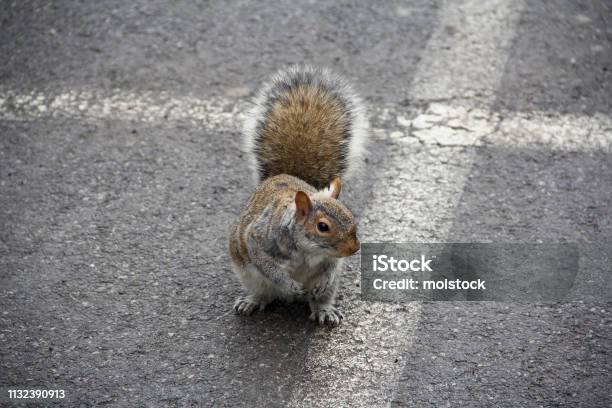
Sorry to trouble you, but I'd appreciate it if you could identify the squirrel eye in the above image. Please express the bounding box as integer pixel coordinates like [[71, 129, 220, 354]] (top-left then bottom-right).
[[317, 222, 330, 232]]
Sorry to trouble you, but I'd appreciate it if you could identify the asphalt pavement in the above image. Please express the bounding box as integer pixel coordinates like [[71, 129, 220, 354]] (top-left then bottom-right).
[[1, 1, 611, 407]]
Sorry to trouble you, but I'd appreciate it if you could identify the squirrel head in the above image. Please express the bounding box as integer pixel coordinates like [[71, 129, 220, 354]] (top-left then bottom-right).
[[293, 178, 360, 258]]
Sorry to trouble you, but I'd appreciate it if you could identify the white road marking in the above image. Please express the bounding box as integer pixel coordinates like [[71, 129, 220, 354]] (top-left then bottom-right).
[[0, 89, 244, 129], [290, 1, 529, 407], [379, 103, 612, 152], [408, 0, 526, 104], [1, 90, 609, 152]]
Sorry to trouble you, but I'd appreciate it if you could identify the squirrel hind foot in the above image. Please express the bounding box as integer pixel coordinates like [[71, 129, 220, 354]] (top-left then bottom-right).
[[233, 295, 268, 316], [309, 305, 344, 327]]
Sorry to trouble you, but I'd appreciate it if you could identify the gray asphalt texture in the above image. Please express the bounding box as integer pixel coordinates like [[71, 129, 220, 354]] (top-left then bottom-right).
[[1, 1, 611, 407]]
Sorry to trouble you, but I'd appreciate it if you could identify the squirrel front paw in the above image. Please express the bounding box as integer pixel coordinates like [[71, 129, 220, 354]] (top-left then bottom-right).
[[309, 305, 344, 327], [233, 295, 267, 316], [288, 281, 306, 297]]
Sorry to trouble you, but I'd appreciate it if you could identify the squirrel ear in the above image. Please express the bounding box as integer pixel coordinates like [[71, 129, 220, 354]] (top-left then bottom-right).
[[329, 177, 342, 199], [295, 191, 312, 222]]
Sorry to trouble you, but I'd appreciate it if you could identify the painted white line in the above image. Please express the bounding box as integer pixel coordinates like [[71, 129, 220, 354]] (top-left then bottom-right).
[[290, 1, 527, 407], [409, 0, 525, 104], [378, 103, 612, 152], [1, 90, 610, 152], [0, 89, 246, 130]]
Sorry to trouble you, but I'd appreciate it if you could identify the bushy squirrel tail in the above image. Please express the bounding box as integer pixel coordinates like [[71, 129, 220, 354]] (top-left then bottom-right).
[[243, 65, 368, 190]]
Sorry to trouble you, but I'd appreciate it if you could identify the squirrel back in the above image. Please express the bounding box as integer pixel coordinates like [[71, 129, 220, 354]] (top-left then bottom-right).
[[243, 66, 368, 189]]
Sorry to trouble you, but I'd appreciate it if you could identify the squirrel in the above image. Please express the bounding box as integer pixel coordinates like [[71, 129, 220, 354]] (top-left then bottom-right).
[[229, 65, 368, 327]]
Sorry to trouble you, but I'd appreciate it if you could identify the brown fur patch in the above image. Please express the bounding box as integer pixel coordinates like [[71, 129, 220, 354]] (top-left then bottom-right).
[[259, 85, 349, 189], [337, 237, 360, 257], [229, 223, 246, 267]]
